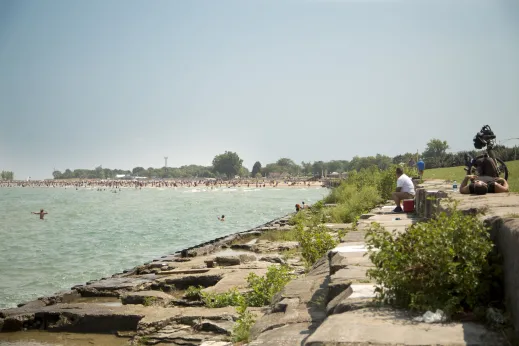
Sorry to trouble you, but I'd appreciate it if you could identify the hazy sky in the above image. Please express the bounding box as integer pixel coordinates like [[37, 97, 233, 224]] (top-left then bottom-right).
[[1, 0, 518, 179]]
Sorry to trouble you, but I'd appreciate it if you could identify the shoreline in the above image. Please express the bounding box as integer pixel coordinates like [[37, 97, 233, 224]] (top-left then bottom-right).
[[0, 210, 303, 345]]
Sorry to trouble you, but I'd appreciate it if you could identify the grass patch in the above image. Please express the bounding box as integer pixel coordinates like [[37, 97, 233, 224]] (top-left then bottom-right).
[[505, 213, 519, 219], [280, 247, 301, 261], [233, 228, 299, 245], [425, 160, 519, 193]]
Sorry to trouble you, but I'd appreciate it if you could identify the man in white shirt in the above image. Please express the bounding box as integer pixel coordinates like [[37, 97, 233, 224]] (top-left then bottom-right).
[[392, 167, 415, 213]]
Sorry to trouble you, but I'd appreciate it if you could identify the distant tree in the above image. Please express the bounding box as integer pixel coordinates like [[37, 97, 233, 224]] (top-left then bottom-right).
[[301, 161, 313, 175], [1, 170, 14, 180], [132, 167, 146, 175], [52, 170, 63, 179], [251, 161, 262, 177], [423, 139, 450, 168], [239, 166, 250, 177], [312, 161, 325, 176], [212, 151, 243, 178]]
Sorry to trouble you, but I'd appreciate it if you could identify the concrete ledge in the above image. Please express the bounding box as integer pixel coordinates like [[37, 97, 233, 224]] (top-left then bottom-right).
[[305, 308, 504, 346]]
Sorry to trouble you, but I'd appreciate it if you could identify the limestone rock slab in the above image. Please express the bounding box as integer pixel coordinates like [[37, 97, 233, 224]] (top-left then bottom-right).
[[74, 277, 153, 297], [305, 308, 504, 346]]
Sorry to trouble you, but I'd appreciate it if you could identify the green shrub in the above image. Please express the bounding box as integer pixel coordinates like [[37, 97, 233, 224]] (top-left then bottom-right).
[[245, 265, 294, 307], [365, 208, 495, 317], [184, 285, 203, 300], [231, 299, 257, 343], [295, 219, 338, 268], [328, 186, 381, 223], [201, 288, 243, 308]]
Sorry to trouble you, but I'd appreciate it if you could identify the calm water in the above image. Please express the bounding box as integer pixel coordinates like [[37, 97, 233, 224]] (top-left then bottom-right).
[[0, 186, 327, 309]]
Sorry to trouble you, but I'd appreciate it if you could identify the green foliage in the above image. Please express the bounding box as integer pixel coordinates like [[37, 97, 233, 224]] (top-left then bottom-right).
[[201, 288, 243, 308], [327, 186, 381, 223], [251, 161, 262, 177], [1, 170, 14, 180], [365, 208, 495, 316], [201, 265, 294, 309], [184, 285, 203, 300], [231, 299, 257, 343], [295, 216, 338, 268], [142, 296, 157, 306], [212, 151, 244, 178], [245, 265, 294, 307]]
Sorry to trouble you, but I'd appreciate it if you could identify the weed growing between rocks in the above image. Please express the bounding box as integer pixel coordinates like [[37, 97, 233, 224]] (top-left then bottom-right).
[[365, 207, 503, 318], [231, 298, 257, 343], [246, 265, 294, 307], [142, 297, 157, 307], [201, 288, 243, 308], [184, 285, 203, 300]]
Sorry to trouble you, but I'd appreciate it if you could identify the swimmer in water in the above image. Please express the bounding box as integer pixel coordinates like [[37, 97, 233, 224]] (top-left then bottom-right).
[[218, 215, 225, 221], [32, 209, 48, 220]]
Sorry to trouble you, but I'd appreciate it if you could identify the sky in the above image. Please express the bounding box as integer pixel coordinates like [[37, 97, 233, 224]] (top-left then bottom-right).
[[1, 0, 518, 179]]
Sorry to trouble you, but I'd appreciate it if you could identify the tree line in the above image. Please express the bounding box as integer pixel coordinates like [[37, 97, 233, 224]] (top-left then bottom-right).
[[47, 139, 518, 180], [1, 171, 14, 180]]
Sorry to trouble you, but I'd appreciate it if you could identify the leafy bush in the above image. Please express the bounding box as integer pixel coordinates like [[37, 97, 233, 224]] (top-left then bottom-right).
[[365, 208, 495, 316], [184, 285, 203, 300], [200, 265, 294, 308], [295, 218, 338, 268], [231, 299, 257, 343], [328, 186, 381, 223], [201, 288, 243, 308], [245, 265, 294, 307]]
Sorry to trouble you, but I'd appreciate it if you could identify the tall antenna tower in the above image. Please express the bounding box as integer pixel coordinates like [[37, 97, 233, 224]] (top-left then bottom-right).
[[164, 157, 168, 168]]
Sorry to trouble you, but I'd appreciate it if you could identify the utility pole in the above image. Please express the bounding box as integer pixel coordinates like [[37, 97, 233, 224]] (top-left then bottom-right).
[[164, 157, 168, 178]]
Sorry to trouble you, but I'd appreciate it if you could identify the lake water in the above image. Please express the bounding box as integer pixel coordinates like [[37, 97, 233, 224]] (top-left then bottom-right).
[[0, 186, 327, 309]]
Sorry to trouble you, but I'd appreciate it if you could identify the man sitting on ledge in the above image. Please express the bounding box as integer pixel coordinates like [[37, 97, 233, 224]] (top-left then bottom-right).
[[392, 167, 415, 213], [460, 175, 509, 195]]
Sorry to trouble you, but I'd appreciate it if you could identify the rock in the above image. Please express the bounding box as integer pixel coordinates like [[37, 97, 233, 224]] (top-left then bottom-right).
[[121, 291, 171, 306], [1, 314, 34, 332], [327, 278, 352, 303], [148, 262, 168, 269], [305, 308, 505, 346], [359, 214, 375, 219], [74, 277, 153, 297], [1, 303, 146, 333], [156, 268, 210, 275], [205, 260, 215, 268], [214, 256, 241, 266], [277, 241, 299, 251], [194, 319, 234, 335], [331, 267, 368, 281], [170, 299, 205, 307], [272, 298, 299, 313], [249, 322, 315, 346], [328, 251, 348, 275], [200, 342, 233, 346], [203, 269, 268, 294], [154, 272, 223, 290], [173, 257, 191, 262], [259, 256, 286, 265], [326, 285, 353, 315], [230, 243, 256, 251], [238, 254, 256, 263]]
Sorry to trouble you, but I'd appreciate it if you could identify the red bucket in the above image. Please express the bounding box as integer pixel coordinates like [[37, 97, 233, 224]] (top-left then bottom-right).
[[403, 199, 415, 213]]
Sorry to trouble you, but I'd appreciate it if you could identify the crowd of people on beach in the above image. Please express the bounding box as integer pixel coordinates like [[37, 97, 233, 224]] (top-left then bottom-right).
[[0, 178, 321, 189]]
